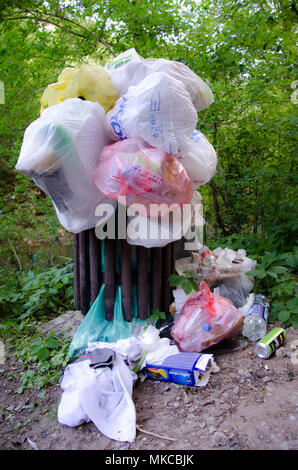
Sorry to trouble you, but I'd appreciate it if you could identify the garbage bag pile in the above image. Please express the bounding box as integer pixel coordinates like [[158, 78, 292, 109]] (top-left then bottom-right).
[[171, 281, 244, 353], [171, 244, 258, 353], [16, 48, 217, 246], [58, 325, 220, 442]]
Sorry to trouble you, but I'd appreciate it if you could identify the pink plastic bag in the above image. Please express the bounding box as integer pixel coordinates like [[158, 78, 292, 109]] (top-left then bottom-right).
[[171, 282, 244, 352], [93, 137, 193, 217]]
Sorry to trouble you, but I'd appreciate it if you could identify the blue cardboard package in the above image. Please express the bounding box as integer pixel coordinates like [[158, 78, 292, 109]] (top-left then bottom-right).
[[144, 351, 216, 387]]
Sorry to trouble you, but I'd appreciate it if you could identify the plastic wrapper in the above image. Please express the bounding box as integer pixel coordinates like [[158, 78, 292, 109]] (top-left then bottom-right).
[[93, 137, 194, 218], [216, 274, 254, 308], [181, 130, 217, 188], [105, 48, 214, 112], [105, 72, 198, 156], [171, 282, 244, 352], [176, 247, 257, 285], [16, 98, 116, 233], [40, 65, 119, 114]]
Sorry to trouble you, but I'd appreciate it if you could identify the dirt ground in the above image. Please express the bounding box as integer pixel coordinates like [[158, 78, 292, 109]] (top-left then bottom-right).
[[0, 323, 297, 452]]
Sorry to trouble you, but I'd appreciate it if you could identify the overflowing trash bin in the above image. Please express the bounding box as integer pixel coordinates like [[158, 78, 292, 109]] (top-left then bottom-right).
[[16, 47, 216, 324], [16, 48, 286, 445]]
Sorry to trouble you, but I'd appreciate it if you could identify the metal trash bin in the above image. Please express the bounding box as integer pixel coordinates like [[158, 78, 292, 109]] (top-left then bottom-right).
[[73, 228, 176, 319]]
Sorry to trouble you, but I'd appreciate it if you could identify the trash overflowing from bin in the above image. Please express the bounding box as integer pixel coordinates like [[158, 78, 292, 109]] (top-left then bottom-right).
[[15, 48, 287, 444], [16, 48, 216, 240]]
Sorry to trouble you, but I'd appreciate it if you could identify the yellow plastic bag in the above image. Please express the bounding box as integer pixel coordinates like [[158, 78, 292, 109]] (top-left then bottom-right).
[[40, 68, 78, 114], [40, 65, 119, 114]]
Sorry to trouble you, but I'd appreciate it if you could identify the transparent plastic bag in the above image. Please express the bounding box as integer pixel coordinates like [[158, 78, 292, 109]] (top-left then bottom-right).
[[187, 247, 257, 283], [16, 98, 116, 233], [105, 48, 149, 95], [63, 65, 119, 113], [93, 137, 194, 218], [171, 282, 244, 352], [40, 67, 79, 114], [145, 58, 214, 112], [216, 274, 254, 308], [40, 65, 119, 114], [105, 48, 214, 112], [105, 72, 198, 156], [68, 284, 147, 360], [181, 130, 217, 188]]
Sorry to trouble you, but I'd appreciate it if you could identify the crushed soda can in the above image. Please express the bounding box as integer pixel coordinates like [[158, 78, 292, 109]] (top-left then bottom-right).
[[254, 327, 287, 359]]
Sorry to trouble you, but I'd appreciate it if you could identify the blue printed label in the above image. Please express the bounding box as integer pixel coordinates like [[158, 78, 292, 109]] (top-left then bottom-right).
[[109, 96, 128, 140], [190, 130, 202, 142], [247, 303, 269, 322]]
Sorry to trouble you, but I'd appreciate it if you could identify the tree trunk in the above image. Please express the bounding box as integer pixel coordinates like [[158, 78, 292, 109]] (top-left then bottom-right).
[[209, 121, 227, 235]]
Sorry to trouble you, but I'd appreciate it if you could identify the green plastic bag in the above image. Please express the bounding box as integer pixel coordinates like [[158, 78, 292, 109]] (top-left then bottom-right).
[[68, 284, 148, 359]]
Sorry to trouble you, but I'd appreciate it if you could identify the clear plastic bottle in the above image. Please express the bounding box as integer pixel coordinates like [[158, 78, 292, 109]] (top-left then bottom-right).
[[199, 246, 217, 268], [242, 294, 270, 341]]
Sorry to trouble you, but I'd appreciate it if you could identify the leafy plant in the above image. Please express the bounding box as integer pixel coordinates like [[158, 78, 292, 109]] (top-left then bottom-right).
[[0, 262, 74, 393], [150, 308, 167, 323], [13, 331, 70, 394], [0, 262, 74, 319], [246, 248, 298, 327], [169, 271, 202, 295]]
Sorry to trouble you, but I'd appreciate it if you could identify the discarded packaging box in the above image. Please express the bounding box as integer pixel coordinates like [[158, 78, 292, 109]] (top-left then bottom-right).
[[144, 351, 215, 386]]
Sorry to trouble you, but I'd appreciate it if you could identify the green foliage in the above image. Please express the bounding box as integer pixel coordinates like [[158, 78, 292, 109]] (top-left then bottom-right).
[[0, 262, 74, 386], [0, 262, 74, 319], [169, 271, 202, 295], [150, 308, 166, 323], [0, 262, 74, 393], [9, 330, 70, 393], [246, 248, 298, 328]]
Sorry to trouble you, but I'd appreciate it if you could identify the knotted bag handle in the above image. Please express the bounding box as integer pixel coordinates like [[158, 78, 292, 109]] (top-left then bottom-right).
[[199, 281, 217, 323]]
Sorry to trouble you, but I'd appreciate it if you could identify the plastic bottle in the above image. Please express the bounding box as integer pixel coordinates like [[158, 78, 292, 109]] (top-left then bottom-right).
[[199, 246, 217, 268], [242, 294, 270, 342]]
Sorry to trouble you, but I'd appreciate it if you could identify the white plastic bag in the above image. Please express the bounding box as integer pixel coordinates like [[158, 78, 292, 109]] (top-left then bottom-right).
[[105, 48, 149, 95], [105, 72, 198, 156], [16, 98, 116, 233], [58, 357, 136, 443], [105, 48, 214, 112], [181, 130, 217, 188], [145, 58, 214, 112]]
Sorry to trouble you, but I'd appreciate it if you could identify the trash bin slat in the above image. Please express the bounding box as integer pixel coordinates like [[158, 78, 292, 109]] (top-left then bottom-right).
[[151, 247, 162, 312], [73, 233, 80, 310], [162, 243, 172, 313], [121, 239, 132, 321], [104, 236, 115, 321], [79, 230, 90, 315], [89, 228, 101, 304], [137, 246, 148, 319]]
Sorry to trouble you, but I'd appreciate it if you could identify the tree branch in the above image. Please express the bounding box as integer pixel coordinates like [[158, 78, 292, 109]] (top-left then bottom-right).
[[19, 7, 116, 56], [4, 14, 88, 40]]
